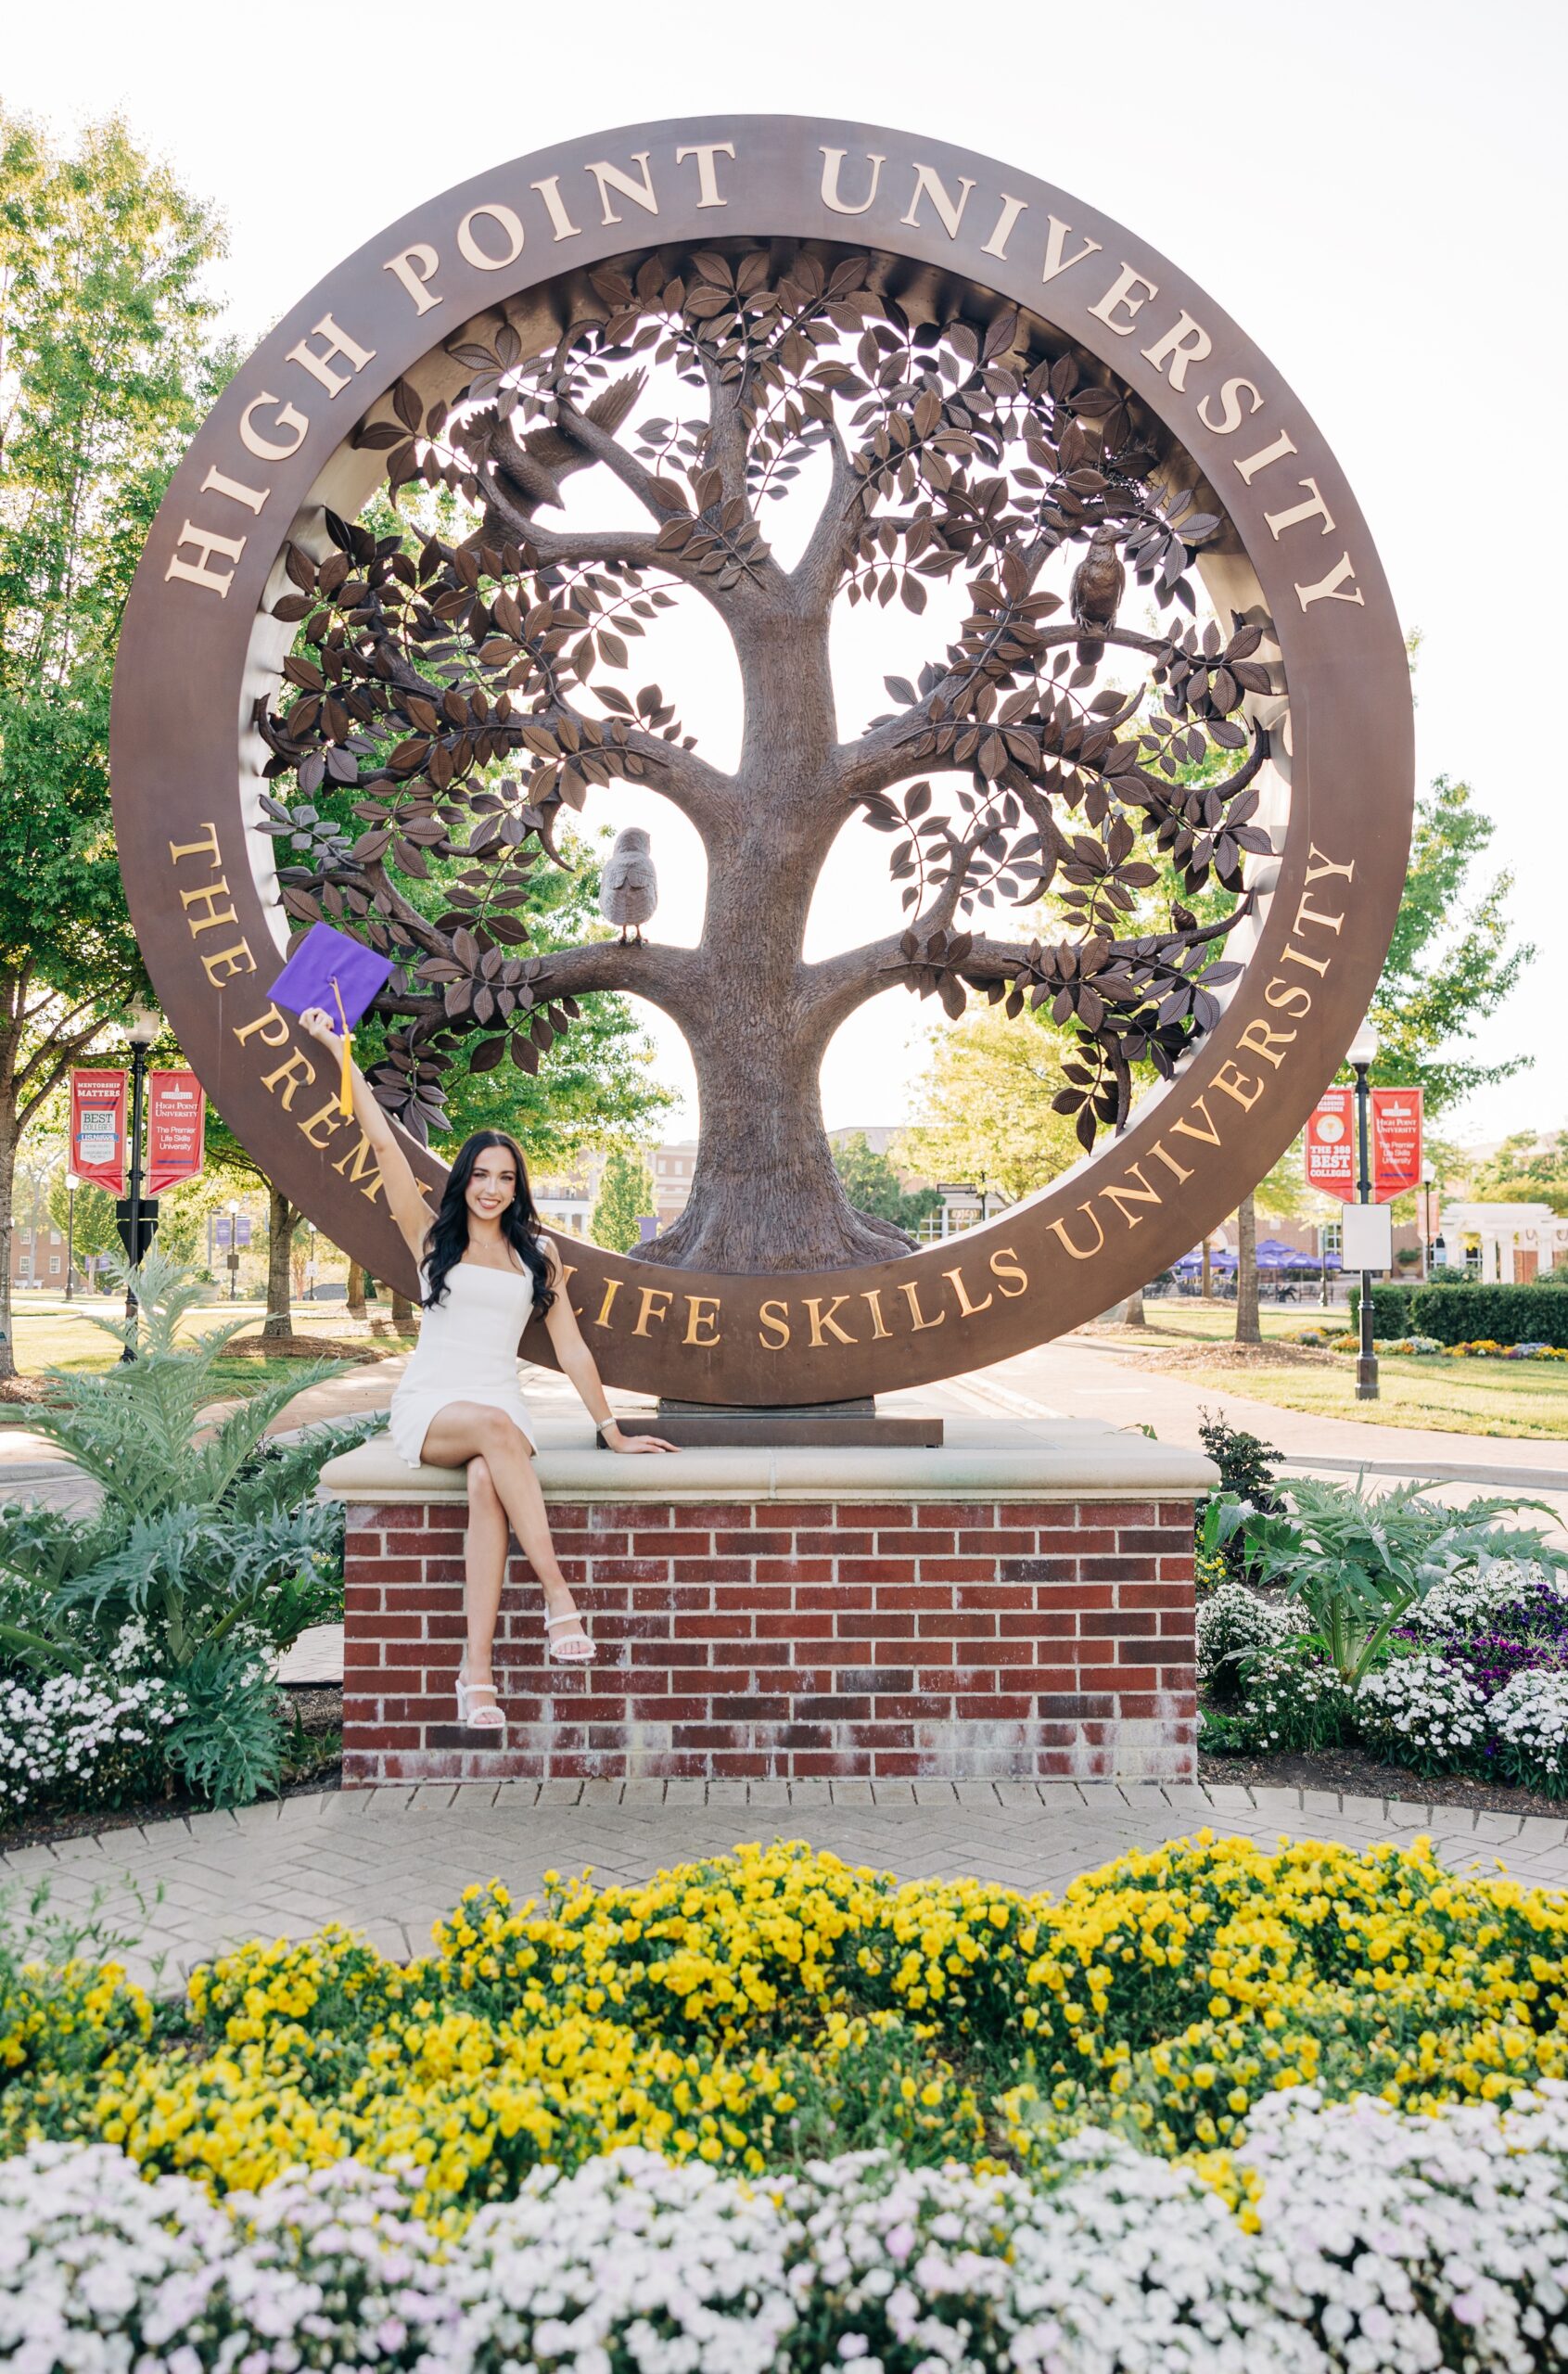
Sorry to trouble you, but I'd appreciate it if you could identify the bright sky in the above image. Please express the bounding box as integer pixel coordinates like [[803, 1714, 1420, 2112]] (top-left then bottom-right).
[[6, 0, 1562, 1147]]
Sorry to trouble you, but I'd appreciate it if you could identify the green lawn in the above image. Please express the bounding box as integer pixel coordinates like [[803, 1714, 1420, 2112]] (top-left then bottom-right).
[[1, 1298, 410, 1398], [1171, 1352, 1568, 1439], [1122, 1299, 1346, 1345], [1088, 1299, 1568, 1438]]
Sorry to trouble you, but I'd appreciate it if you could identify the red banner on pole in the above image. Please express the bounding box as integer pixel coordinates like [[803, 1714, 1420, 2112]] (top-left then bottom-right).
[[1304, 1088, 1357, 1203], [1370, 1085, 1423, 1203], [70, 1069, 128, 1193], [146, 1069, 206, 1196]]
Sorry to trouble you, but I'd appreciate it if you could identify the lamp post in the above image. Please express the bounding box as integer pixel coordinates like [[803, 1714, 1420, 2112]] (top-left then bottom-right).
[[64, 1173, 78, 1305], [121, 1003, 161, 1362], [1421, 1162, 1436, 1283], [1348, 1017, 1379, 1402], [226, 1199, 240, 1302]]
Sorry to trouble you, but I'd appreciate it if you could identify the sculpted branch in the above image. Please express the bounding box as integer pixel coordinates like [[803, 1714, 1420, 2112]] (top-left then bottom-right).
[[255, 244, 1274, 1271]]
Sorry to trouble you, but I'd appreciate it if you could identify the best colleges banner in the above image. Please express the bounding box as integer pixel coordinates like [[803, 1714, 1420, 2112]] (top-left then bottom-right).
[[1304, 1089, 1356, 1202], [1306, 1084, 1423, 1206], [147, 1069, 207, 1195], [70, 1069, 128, 1193]]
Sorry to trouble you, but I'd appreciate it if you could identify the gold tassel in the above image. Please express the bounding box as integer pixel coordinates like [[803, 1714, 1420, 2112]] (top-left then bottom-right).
[[331, 978, 353, 1117]]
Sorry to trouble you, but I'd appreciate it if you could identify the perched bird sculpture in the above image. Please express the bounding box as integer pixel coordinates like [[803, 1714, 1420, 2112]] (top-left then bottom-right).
[[474, 372, 645, 519], [1068, 525, 1127, 654], [599, 827, 658, 943]]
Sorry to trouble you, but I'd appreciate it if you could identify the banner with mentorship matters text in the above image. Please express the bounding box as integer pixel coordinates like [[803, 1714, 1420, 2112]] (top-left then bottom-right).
[[1370, 1086, 1422, 1203], [70, 1069, 128, 1193], [1304, 1088, 1356, 1202], [146, 1069, 207, 1196]]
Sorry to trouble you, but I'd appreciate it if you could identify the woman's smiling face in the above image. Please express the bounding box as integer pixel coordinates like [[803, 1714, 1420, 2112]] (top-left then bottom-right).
[[465, 1144, 517, 1226]]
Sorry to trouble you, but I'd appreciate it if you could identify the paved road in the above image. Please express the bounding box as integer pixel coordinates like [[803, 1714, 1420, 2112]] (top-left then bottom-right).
[[6, 1779, 1565, 1991]]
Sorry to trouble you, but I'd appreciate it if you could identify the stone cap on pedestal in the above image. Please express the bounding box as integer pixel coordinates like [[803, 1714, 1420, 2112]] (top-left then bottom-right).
[[319, 1414, 1217, 1505]]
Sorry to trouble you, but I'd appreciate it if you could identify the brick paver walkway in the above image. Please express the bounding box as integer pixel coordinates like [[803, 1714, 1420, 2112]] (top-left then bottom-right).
[[6, 1779, 1565, 1991]]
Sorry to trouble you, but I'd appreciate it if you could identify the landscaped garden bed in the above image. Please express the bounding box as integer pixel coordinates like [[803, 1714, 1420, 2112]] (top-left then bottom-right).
[[0, 1254, 370, 1834], [1194, 1418, 1568, 1803], [5, 1833, 1568, 2368]]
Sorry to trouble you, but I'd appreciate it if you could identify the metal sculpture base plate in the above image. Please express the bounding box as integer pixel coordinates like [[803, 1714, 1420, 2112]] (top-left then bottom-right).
[[599, 1398, 945, 1449]]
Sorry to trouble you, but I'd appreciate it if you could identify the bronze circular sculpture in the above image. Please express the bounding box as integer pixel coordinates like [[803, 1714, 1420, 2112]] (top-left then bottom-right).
[[110, 116, 1411, 1404]]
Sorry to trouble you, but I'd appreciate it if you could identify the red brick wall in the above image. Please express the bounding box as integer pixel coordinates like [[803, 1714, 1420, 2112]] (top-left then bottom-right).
[[340, 1495, 1196, 1785]]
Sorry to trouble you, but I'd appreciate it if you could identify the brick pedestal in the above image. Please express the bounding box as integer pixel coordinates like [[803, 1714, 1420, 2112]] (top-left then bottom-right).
[[324, 1421, 1210, 1787]]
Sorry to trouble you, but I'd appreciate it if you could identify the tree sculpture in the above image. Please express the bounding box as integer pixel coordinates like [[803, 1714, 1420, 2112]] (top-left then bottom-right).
[[255, 243, 1275, 1274]]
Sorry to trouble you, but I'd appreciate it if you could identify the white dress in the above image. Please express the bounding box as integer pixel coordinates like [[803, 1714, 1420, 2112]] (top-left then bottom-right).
[[388, 1257, 540, 1467]]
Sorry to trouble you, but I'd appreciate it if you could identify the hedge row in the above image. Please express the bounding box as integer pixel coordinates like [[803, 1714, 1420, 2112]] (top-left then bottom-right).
[[1346, 1282, 1415, 1336], [1347, 1280, 1568, 1347], [1337, 1291, 1565, 1348], [1411, 1282, 1568, 1347]]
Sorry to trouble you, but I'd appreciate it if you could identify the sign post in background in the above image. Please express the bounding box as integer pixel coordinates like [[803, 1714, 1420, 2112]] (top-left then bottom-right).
[[70, 1070, 128, 1194]]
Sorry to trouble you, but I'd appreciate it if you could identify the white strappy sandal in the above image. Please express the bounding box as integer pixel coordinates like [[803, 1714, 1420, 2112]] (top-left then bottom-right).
[[545, 1610, 597, 1665], [455, 1662, 508, 1733]]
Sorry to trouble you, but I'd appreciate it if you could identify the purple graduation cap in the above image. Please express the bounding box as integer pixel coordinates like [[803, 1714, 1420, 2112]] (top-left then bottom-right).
[[268, 923, 394, 1117]]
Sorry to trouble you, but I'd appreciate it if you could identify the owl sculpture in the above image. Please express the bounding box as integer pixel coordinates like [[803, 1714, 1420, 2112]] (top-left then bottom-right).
[[599, 826, 658, 943], [1068, 525, 1126, 652]]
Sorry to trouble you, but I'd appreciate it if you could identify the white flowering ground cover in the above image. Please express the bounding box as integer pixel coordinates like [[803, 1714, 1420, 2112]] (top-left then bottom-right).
[[6, 2088, 1568, 2373], [0, 1620, 178, 1819], [1199, 1558, 1568, 1789]]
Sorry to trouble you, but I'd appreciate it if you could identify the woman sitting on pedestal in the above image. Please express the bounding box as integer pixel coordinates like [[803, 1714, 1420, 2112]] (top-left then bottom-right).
[[299, 1007, 676, 1733]]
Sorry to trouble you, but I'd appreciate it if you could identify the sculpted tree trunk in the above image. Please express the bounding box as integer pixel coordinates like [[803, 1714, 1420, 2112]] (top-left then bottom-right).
[[259, 246, 1268, 1277]]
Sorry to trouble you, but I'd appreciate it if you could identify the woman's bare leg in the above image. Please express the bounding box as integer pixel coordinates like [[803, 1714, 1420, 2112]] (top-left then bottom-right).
[[463, 1455, 509, 1691], [420, 1405, 589, 1650]]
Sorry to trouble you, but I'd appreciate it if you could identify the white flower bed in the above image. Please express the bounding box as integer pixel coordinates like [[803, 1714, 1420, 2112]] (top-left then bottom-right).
[[1224, 1645, 1348, 1752], [1195, 1583, 1289, 1687], [0, 1651, 177, 1817], [8, 2088, 1568, 2371], [1411, 1555, 1568, 1639], [1487, 1668, 1568, 1790], [1354, 1652, 1487, 1769]]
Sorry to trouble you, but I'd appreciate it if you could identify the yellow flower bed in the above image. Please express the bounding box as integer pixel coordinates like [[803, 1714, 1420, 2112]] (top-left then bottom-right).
[[4, 1834, 1566, 2220]]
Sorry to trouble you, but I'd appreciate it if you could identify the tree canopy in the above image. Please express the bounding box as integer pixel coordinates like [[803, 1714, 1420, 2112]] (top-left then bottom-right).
[[1473, 1130, 1568, 1217], [831, 1132, 940, 1238], [589, 1148, 656, 1253], [1360, 775, 1533, 1116], [902, 1008, 1080, 1206], [0, 109, 225, 1369]]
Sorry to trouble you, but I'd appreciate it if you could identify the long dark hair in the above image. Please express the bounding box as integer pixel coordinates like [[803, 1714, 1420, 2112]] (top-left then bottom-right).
[[422, 1130, 555, 1315]]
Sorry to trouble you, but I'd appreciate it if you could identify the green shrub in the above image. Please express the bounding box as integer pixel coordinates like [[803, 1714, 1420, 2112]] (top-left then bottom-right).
[[0, 1249, 368, 1809], [1346, 1281, 1415, 1336], [1409, 1283, 1568, 1347]]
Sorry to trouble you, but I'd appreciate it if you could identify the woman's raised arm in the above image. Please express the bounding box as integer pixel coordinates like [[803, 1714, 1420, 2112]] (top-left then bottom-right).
[[295, 1007, 431, 1264]]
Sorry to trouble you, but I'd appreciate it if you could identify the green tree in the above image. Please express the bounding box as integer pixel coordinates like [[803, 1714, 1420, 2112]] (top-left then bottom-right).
[[47, 1168, 118, 1283], [1473, 1129, 1568, 1217], [0, 110, 225, 1374], [590, 1149, 656, 1253], [903, 1008, 1079, 1204], [1360, 776, 1534, 1114], [832, 1132, 941, 1238]]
